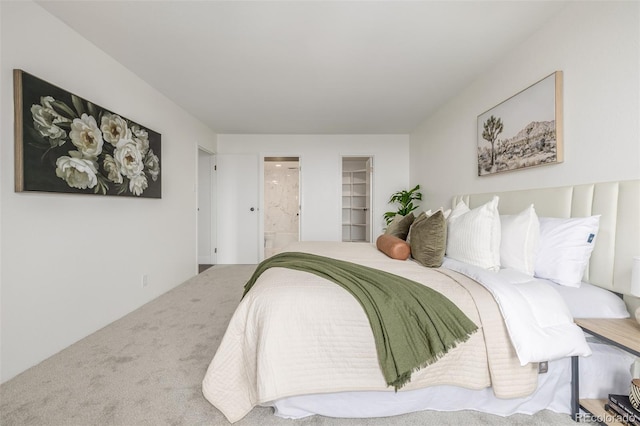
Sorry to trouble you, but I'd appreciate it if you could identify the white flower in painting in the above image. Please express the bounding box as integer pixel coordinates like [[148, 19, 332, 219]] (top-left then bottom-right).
[[31, 96, 69, 144], [103, 154, 123, 184], [131, 125, 149, 155], [144, 149, 160, 182], [55, 151, 98, 189], [100, 113, 131, 146], [129, 173, 148, 196], [114, 141, 144, 178], [69, 114, 103, 157]]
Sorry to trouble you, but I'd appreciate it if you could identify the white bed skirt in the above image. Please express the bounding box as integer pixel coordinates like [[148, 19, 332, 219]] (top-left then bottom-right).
[[266, 341, 634, 420]]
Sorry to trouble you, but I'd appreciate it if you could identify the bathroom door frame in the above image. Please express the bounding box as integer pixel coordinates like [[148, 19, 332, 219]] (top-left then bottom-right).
[[197, 147, 216, 266], [260, 154, 302, 261]]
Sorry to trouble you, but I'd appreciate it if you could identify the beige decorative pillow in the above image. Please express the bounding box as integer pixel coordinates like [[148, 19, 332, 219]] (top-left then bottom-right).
[[409, 210, 447, 267], [385, 213, 415, 240]]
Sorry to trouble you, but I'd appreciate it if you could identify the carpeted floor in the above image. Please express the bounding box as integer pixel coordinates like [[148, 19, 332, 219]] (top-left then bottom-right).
[[0, 265, 579, 425]]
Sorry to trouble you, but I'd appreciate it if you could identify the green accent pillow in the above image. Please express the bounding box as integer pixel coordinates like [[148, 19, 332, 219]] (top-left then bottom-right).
[[385, 213, 415, 240], [410, 210, 447, 267], [406, 211, 426, 244]]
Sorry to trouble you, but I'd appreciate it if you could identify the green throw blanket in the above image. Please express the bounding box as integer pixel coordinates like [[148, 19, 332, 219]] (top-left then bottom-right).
[[243, 251, 478, 390]]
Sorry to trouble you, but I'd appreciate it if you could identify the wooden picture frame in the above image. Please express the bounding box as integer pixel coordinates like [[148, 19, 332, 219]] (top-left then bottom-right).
[[14, 69, 162, 198], [477, 71, 563, 176]]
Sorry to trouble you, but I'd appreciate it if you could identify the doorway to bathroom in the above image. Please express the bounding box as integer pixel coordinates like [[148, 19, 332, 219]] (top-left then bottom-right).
[[263, 157, 300, 258]]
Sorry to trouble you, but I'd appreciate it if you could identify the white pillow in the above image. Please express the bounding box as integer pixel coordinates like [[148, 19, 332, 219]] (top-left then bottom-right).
[[500, 204, 539, 276], [549, 281, 630, 319], [446, 196, 501, 271], [534, 216, 600, 287], [425, 207, 452, 220]]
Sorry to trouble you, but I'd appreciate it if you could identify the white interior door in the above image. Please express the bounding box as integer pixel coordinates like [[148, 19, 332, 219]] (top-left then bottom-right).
[[197, 149, 214, 264], [216, 154, 260, 264]]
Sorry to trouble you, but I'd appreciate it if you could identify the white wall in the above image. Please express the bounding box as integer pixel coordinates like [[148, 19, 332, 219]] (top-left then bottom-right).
[[410, 1, 640, 209], [217, 134, 410, 247], [0, 1, 217, 382]]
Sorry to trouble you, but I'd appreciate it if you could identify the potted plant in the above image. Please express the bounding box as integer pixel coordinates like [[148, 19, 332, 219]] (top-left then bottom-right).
[[383, 184, 422, 225]]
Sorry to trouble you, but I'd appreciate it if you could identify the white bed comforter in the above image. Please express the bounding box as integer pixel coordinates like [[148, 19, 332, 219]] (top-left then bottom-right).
[[202, 242, 586, 423], [442, 257, 592, 365]]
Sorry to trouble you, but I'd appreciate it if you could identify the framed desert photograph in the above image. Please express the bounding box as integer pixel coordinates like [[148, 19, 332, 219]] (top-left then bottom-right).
[[477, 71, 563, 176], [14, 69, 162, 198]]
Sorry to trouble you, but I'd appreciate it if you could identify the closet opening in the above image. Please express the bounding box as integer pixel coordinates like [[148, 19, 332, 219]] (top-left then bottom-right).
[[341, 156, 373, 242]]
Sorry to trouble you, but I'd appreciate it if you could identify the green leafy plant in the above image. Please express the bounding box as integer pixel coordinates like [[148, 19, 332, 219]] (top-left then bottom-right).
[[383, 184, 422, 225]]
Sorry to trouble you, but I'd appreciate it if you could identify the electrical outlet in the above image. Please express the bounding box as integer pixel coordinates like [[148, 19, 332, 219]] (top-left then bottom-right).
[[142, 274, 149, 288]]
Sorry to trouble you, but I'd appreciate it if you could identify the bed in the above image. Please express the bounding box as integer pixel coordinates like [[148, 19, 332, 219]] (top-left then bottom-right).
[[202, 180, 640, 423]]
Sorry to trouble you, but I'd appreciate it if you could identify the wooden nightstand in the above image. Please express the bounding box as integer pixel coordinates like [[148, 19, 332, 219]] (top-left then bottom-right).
[[571, 318, 640, 424]]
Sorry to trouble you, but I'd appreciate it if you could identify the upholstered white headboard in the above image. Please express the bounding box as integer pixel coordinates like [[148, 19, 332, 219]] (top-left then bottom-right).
[[453, 180, 640, 312]]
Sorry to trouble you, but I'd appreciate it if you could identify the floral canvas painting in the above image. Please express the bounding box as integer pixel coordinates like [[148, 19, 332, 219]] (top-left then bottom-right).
[[14, 69, 161, 198]]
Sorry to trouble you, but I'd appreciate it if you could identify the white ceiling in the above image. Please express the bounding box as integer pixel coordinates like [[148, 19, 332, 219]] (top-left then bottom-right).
[[37, 1, 568, 134]]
